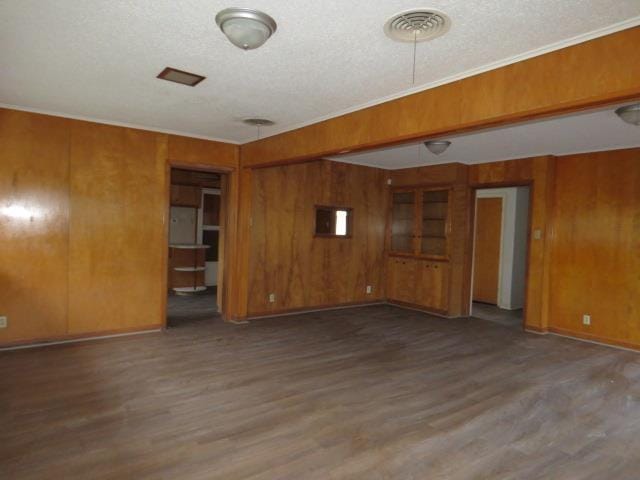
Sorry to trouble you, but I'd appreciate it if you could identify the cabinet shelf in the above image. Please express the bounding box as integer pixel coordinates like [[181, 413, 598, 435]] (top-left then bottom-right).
[[173, 286, 207, 295], [390, 187, 451, 259], [173, 266, 206, 272], [169, 244, 207, 294]]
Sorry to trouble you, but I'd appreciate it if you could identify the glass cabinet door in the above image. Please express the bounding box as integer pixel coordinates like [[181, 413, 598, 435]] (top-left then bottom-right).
[[390, 191, 416, 253], [420, 189, 449, 257]]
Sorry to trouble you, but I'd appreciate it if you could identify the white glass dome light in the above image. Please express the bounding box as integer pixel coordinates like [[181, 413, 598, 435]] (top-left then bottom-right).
[[424, 140, 451, 155], [215, 8, 277, 50], [616, 104, 640, 126]]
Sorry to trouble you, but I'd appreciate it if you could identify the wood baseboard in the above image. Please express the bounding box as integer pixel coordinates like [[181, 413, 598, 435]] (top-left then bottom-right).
[[548, 326, 640, 352], [0, 325, 163, 350], [386, 300, 450, 318], [247, 300, 385, 320], [524, 325, 548, 334]]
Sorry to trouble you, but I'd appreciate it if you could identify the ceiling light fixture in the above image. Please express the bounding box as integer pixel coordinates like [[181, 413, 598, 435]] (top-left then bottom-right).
[[215, 8, 277, 50], [424, 140, 451, 155], [242, 118, 275, 127], [615, 103, 640, 126]]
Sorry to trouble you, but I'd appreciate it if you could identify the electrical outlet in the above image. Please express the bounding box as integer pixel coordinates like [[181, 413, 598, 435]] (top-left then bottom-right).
[[583, 314, 591, 326], [0, 316, 7, 328], [366, 285, 372, 294], [533, 229, 542, 240], [268, 293, 276, 303]]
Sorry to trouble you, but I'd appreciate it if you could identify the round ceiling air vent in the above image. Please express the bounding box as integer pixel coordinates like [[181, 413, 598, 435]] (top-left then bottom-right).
[[384, 9, 451, 43], [242, 118, 275, 126]]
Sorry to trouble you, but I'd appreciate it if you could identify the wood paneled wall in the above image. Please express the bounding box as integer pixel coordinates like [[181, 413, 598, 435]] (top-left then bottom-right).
[[241, 27, 640, 166], [0, 108, 239, 345], [245, 150, 639, 352], [0, 109, 70, 343], [389, 151, 638, 350], [247, 160, 387, 315], [168, 134, 238, 169], [549, 148, 640, 349], [67, 122, 167, 335], [2, 105, 638, 351]]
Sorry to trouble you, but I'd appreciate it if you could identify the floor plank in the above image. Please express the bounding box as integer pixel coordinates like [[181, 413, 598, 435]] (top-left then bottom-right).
[[472, 301, 523, 329], [2, 305, 640, 479]]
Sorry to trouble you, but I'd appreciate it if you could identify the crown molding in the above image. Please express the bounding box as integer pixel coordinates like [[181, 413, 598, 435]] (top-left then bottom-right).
[[0, 103, 241, 145]]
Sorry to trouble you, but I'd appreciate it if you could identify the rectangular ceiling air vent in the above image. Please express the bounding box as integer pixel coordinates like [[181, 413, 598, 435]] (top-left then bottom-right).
[[157, 67, 206, 87]]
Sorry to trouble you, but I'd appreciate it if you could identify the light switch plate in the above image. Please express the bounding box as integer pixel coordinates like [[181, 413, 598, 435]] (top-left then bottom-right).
[[0, 316, 7, 328], [533, 229, 542, 240], [366, 285, 372, 294]]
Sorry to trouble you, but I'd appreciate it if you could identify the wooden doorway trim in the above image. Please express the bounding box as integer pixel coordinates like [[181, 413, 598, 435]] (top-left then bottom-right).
[[465, 181, 534, 330], [163, 163, 235, 327]]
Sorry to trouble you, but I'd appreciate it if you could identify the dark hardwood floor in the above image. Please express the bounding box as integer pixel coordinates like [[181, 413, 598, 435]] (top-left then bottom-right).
[[472, 301, 523, 329], [2, 305, 640, 479], [166, 289, 219, 327]]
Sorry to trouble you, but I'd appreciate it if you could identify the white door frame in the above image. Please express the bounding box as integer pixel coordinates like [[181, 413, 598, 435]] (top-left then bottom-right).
[[197, 188, 221, 287]]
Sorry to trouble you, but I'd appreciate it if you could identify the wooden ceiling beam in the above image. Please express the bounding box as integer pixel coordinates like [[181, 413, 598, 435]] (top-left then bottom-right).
[[240, 27, 640, 167]]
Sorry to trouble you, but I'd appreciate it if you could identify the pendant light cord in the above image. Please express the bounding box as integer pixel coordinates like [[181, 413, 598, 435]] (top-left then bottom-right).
[[412, 30, 417, 85]]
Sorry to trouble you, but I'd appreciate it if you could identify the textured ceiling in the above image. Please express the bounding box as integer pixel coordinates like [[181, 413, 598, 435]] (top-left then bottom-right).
[[1, 1, 640, 143], [330, 105, 640, 169]]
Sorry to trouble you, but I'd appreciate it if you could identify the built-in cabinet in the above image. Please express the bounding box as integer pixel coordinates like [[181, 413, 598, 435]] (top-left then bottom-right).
[[171, 184, 201, 208], [389, 187, 451, 258], [387, 257, 449, 313], [387, 187, 451, 314]]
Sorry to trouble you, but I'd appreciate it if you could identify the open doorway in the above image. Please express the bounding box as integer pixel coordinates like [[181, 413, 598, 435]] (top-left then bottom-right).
[[167, 168, 225, 327], [470, 186, 530, 328]]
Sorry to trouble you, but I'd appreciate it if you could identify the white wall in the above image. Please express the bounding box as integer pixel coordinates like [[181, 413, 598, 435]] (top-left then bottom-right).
[[196, 188, 221, 287], [474, 187, 530, 310], [169, 206, 196, 244]]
